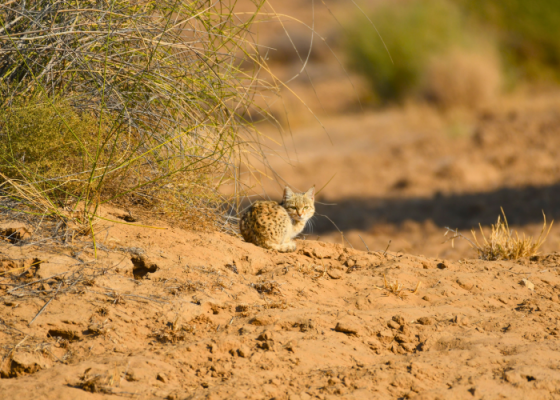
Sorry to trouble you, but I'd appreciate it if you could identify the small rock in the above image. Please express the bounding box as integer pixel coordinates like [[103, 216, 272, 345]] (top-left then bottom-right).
[[387, 320, 400, 330], [400, 324, 413, 335], [157, 372, 168, 383], [238, 326, 255, 335], [35, 257, 72, 280], [257, 330, 274, 341], [394, 333, 414, 343], [0, 222, 33, 243], [504, 370, 523, 384], [249, 314, 277, 326], [400, 342, 417, 352], [328, 377, 341, 386], [367, 338, 383, 353], [312, 246, 335, 259], [377, 330, 394, 344], [392, 315, 406, 326], [355, 258, 370, 268], [456, 278, 474, 290], [257, 341, 276, 351], [327, 269, 342, 280], [237, 345, 251, 358], [3, 352, 52, 378], [335, 318, 361, 337], [417, 317, 435, 326], [302, 249, 314, 258], [126, 370, 138, 381], [520, 279, 534, 291]]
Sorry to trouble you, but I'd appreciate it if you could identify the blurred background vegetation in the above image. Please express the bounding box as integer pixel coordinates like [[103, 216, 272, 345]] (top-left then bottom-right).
[[343, 0, 560, 106]]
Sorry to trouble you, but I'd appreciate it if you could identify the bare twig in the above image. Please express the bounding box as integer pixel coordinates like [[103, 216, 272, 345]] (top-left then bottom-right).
[[358, 234, 370, 252], [28, 281, 64, 326], [383, 240, 391, 256]]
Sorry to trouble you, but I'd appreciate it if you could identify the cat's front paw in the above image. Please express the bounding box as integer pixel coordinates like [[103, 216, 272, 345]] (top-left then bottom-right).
[[286, 241, 297, 252]]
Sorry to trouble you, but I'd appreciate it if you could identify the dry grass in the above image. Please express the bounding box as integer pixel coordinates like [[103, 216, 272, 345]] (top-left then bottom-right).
[[446, 208, 554, 261], [0, 0, 285, 239], [379, 275, 422, 299], [252, 278, 283, 295]]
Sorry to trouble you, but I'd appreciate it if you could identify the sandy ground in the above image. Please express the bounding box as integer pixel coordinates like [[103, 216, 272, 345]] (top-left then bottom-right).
[[3, 2, 560, 394], [1, 199, 560, 399]]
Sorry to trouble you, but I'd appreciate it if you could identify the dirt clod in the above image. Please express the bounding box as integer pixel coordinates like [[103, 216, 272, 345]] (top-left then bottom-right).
[[130, 254, 159, 279], [334, 318, 361, 337]]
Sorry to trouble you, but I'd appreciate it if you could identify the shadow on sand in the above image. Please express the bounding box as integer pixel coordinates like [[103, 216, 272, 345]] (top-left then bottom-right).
[[314, 183, 560, 234]]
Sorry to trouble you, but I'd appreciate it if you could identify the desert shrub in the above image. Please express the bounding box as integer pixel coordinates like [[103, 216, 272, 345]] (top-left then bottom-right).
[[462, 0, 560, 82], [1, 101, 111, 191], [446, 209, 553, 261], [344, 0, 477, 103], [422, 49, 502, 109], [0, 0, 273, 232]]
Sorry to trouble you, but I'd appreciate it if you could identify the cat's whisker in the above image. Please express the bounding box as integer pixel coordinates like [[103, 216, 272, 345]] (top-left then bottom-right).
[[307, 218, 315, 234]]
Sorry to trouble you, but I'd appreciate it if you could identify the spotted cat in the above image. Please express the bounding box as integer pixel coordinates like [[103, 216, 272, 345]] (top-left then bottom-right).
[[239, 186, 315, 252]]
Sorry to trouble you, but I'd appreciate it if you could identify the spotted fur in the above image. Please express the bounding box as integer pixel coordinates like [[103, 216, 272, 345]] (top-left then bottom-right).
[[239, 186, 315, 252]]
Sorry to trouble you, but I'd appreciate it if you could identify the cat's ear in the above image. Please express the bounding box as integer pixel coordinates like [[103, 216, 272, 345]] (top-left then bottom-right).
[[283, 186, 294, 201], [305, 185, 315, 201]]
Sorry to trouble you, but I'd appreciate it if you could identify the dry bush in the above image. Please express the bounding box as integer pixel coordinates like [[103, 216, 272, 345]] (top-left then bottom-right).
[[471, 209, 553, 261], [423, 49, 502, 109], [344, 0, 485, 103], [446, 208, 553, 261], [0, 0, 280, 235]]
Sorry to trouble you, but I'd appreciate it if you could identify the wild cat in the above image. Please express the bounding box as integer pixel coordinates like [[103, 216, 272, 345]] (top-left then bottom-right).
[[240, 186, 315, 252]]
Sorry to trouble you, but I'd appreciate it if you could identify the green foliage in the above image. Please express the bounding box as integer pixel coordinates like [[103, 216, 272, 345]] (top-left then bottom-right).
[[1, 102, 91, 178], [344, 0, 472, 103], [462, 0, 560, 82], [0, 0, 273, 232], [0, 100, 116, 199]]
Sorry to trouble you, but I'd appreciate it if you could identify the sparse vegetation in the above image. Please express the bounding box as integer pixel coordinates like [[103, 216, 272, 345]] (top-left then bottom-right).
[[463, 0, 560, 82], [446, 208, 553, 261], [345, 0, 560, 105], [344, 0, 486, 104], [0, 0, 274, 235], [379, 275, 421, 299]]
